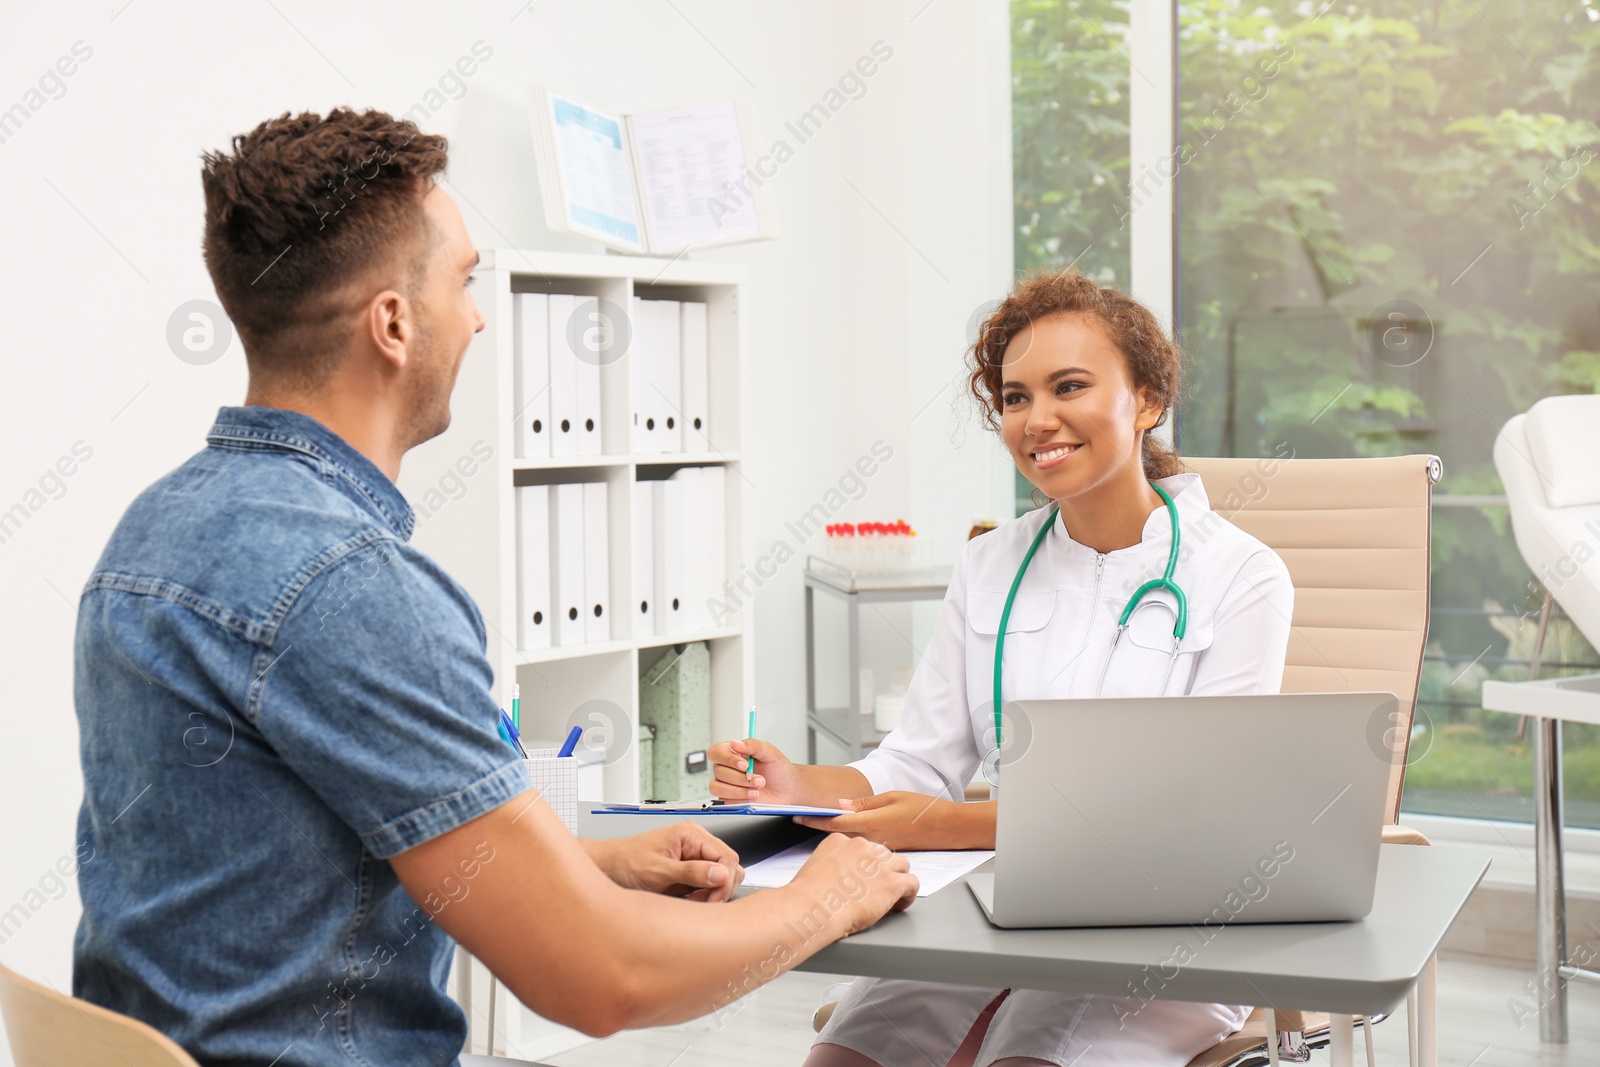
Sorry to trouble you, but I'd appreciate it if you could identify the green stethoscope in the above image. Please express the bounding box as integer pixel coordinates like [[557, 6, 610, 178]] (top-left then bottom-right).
[[983, 483, 1187, 785]]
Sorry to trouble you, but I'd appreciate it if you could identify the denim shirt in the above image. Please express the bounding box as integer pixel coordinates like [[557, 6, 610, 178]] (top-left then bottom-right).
[[72, 406, 527, 1067]]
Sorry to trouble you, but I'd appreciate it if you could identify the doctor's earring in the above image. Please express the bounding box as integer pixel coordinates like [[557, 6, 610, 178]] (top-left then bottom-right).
[[1030, 486, 1049, 510]]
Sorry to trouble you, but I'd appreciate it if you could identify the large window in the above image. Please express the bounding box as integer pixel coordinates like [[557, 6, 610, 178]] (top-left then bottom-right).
[[1012, 0, 1131, 513], [1013, 0, 1600, 826], [1013, 0, 1132, 289]]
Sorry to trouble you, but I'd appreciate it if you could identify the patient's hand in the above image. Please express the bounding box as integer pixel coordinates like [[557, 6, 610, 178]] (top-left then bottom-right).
[[585, 822, 744, 902], [794, 791, 980, 851]]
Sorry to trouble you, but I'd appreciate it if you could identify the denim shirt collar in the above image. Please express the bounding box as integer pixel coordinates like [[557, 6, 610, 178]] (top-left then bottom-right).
[[205, 406, 416, 539]]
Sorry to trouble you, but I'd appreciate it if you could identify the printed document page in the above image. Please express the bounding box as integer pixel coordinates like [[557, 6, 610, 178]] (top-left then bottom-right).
[[629, 102, 760, 249], [742, 839, 994, 898]]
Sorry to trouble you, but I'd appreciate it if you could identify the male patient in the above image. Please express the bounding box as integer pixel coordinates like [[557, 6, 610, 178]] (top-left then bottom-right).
[[71, 107, 915, 1066]]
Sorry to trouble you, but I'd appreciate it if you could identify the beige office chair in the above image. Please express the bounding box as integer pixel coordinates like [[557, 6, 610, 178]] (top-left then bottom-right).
[[813, 453, 1443, 1066], [0, 958, 200, 1067], [1179, 454, 1439, 1066]]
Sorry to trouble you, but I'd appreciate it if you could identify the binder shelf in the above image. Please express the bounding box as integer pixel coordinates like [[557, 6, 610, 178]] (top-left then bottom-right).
[[398, 249, 753, 805]]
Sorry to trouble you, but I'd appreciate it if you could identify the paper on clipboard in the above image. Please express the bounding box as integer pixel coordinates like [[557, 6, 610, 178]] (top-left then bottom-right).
[[591, 801, 846, 816]]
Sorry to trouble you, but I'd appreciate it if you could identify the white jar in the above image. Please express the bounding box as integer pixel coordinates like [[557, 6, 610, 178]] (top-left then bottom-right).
[[873, 692, 906, 733]]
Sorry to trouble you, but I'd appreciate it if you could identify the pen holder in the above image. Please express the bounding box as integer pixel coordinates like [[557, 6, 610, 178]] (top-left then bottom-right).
[[523, 749, 579, 835]]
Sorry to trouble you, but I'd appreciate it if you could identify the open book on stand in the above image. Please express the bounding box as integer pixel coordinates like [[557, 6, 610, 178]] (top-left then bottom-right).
[[528, 87, 780, 255]]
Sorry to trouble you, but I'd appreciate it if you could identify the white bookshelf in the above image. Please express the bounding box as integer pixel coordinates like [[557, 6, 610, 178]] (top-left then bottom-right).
[[402, 248, 754, 806], [401, 249, 754, 1060]]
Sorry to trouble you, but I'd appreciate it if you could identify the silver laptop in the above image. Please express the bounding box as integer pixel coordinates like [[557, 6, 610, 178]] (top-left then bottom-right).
[[967, 692, 1395, 928]]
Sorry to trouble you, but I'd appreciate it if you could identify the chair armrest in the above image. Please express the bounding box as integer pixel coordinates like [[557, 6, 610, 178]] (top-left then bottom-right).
[[1270, 1009, 1316, 1031], [1383, 823, 1432, 846]]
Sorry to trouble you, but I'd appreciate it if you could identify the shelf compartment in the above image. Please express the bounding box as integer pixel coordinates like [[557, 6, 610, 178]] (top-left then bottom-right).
[[637, 625, 743, 650], [508, 450, 743, 472], [510, 455, 630, 471], [634, 451, 741, 468], [516, 639, 633, 666]]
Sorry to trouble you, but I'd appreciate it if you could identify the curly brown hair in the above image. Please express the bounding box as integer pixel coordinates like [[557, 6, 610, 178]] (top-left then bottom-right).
[[201, 107, 449, 389], [967, 269, 1183, 480]]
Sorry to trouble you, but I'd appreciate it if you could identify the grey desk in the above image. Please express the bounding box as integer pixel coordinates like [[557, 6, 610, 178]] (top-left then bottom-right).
[[581, 811, 1489, 1067]]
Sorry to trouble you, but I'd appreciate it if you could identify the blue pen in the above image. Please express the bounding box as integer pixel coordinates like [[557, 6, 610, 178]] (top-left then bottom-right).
[[498, 708, 528, 758], [557, 724, 584, 758]]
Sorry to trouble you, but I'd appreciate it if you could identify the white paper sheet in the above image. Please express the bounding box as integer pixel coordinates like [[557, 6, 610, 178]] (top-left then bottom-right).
[[741, 839, 994, 898], [629, 102, 760, 248]]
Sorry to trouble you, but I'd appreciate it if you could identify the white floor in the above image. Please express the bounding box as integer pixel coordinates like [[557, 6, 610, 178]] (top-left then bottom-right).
[[533, 955, 1600, 1067]]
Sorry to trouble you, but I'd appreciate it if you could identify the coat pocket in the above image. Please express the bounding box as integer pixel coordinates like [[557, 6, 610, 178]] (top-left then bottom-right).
[[966, 588, 1055, 635], [1097, 602, 1216, 697]]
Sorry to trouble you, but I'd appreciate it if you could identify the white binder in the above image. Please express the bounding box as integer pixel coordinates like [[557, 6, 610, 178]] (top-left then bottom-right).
[[547, 294, 580, 458], [549, 481, 586, 645], [513, 294, 551, 459], [674, 468, 706, 631], [574, 299, 604, 456], [652, 478, 685, 635], [680, 300, 709, 452], [630, 295, 653, 454], [632, 480, 655, 636], [649, 300, 683, 453], [582, 481, 610, 642], [703, 465, 726, 625], [515, 484, 551, 650]]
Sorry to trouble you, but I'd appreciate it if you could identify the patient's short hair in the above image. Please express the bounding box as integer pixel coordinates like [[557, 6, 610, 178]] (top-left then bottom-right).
[[200, 108, 448, 389]]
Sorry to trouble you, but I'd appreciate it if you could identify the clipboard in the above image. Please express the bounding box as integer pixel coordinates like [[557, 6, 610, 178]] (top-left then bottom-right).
[[592, 800, 845, 817]]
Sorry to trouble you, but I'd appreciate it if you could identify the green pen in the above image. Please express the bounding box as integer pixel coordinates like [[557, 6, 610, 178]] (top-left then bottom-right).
[[511, 683, 521, 731], [746, 707, 757, 777]]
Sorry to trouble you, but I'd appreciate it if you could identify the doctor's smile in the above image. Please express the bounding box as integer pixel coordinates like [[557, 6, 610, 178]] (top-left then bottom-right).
[[1024, 441, 1081, 469]]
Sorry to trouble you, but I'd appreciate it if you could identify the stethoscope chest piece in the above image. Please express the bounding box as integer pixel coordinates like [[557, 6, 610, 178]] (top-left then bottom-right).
[[979, 701, 1033, 787], [980, 747, 1003, 787]]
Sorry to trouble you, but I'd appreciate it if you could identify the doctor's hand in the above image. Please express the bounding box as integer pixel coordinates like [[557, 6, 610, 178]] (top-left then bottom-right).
[[794, 791, 989, 852], [583, 822, 744, 902], [708, 737, 807, 804]]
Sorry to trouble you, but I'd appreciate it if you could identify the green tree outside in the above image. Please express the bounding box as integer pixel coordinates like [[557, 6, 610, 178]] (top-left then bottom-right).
[[1012, 0, 1600, 824]]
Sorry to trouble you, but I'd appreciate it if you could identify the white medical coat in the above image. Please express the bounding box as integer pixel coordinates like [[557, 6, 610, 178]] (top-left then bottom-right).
[[852, 471, 1295, 801], [819, 472, 1296, 1066]]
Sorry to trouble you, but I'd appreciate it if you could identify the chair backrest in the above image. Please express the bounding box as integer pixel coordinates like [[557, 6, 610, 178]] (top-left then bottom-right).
[[1496, 397, 1600, 648], [0, 959, 199, 1067], [1182, 454, 1441, 823]]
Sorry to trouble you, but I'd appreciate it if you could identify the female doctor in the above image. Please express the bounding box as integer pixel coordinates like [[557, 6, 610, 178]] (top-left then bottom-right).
[[707, 269, 1294, 1067]]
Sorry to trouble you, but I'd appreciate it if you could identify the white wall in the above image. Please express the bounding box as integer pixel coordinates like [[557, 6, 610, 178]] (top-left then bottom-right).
[[0, 0, 1011, 1049]]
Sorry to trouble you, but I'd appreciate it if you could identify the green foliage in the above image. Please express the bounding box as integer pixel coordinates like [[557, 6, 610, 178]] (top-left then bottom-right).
[[1012, 0, 1134, 285], [1402, 724, 1600, 801], [1557, 349, 1600, 392], [1167, 0, 1600, 484], [1013, 0, 1600, 814]]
